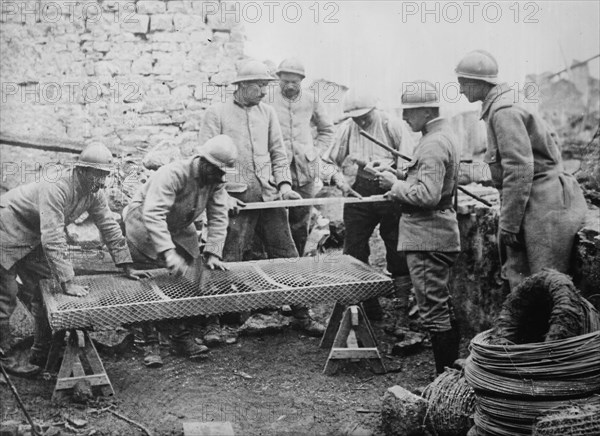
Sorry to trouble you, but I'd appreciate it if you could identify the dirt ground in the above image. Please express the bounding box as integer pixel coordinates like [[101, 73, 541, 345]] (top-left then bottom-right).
[[1, 240, 467, 436]]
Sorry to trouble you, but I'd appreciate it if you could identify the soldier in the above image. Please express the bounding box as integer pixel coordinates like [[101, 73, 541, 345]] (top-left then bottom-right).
[[455, 50, 588, 289], [271, 58, 334, 255], [198, 60, 326, 345], [377, 81, 461, 374], [123, 135, 235, 367], [0, 143, 145, 377], [322, 94, 415, 321]]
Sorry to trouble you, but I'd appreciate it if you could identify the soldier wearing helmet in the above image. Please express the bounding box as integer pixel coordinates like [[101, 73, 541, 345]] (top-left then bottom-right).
[[0, 142, 145, 377], [198, 60, 325, 344], [269, 58, 334, 255], [377, 81, 461, 375], [455, 50, 587, 289], [123, 135, 236, 367], [322, 92, 415, 322]]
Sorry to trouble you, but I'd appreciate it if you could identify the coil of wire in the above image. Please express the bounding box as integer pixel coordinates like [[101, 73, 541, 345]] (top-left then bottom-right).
[[465, 330, 600, 435]]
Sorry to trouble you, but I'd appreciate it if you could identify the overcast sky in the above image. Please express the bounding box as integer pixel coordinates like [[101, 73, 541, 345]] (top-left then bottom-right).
[[242, 1, 600, 113]]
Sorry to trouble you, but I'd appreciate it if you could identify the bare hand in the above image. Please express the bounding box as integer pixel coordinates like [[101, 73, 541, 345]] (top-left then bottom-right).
[[205, 253, 228, 271], [365, 160, 394, 174], [63, 282, 90, 298], [163, 249, 189, 277], [500, 229, 522, 250], [227, 196, 246, 216], [339, 183, 362, 199], [282, 190, 302, 201], [123, 264, 152, 280], [377, 171, 397, 191]]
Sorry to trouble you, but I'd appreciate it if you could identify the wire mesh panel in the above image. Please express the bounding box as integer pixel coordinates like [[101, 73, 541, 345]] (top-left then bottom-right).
[[41, 255, 394, 331]]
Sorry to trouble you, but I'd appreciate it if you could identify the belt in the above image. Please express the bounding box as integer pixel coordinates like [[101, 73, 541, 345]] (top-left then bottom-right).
[[402, 205, 455, 214]]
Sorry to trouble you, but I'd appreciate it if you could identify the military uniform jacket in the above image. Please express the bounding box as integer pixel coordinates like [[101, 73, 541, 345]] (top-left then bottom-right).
[[198, 97, 292, 203], [270, 88, 334, 187], [388, 118, 461, 252], [124, 156, 229, 260], [0, 169, 132, 282], [481, 83, 587, 264]]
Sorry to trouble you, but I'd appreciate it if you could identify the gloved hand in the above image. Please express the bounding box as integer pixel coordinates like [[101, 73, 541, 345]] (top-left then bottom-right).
[[122, 264, 152, 280], [500, 229, 522, 250], [163, 249, 189, 276], [227, 195, 246, 216], [205, 253, 228, 271], [62, 281, 90, 297]]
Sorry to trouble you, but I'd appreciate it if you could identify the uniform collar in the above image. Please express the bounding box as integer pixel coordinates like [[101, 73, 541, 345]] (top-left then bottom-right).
[[423, 117, 446, 135], [480, 82, 512, 120]]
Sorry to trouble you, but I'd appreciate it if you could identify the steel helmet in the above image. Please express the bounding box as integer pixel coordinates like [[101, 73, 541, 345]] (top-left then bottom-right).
[[231, 60, 277, 84], [455, 50, 499, 84], [198, 135, 238, 170], [276, 58, 306, 78], [401, 80, 440, 108], [343, 93, 377, 118], [76, 142, 114, 172]]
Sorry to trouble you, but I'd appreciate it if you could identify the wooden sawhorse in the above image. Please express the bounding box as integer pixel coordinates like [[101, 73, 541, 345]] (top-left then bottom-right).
[[320, 302, 386, 375], [46, 329, 114, 402]]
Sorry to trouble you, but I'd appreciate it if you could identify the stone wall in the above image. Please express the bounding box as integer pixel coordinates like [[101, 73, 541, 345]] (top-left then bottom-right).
[[1, 0, 246, 188]]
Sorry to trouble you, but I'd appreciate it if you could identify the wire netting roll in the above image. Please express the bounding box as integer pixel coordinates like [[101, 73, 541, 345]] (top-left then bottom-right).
[[490, 269, 600, 344], [532, 401, 600, 436], [422, 368, 476, 436]]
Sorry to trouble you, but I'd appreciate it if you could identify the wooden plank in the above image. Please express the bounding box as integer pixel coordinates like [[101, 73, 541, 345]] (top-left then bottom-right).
[[346, 329, 359, 349], [243, 195, 388, 210], [320, 302, 346, 349], [55, 374, 112, 390], [84, 332, 114, 397], [71, 354, 85, 378], [350, 306, 359, 326], [329, 348, 381, 359], [331, 310, 353, 348]]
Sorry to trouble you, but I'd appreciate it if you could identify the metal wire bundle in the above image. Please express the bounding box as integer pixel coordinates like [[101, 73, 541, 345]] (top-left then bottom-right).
[[422, 368, 476, 436], [532, 401, 600, 436], [465, 330, 600, 435], [473, 395, 600, 436]]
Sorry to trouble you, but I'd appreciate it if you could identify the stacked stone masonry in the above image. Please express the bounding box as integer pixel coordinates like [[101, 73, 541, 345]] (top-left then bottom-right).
[[0, 0, 246, 162]]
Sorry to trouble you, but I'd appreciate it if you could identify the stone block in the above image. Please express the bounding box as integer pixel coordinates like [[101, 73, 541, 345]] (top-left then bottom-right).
[[167, 1, 193, 13], [137, 1, 167, 15], [66, 220, 102, 248], [381, 386, 427, 436], [182, 421, 235, 436], [173, 13, 207, 31], [121, 14, 149, 34], [150, 14, 173, 31], [238, 312, 291, 335], [142, 140, 182, 170], [150, 31, 188, 42]]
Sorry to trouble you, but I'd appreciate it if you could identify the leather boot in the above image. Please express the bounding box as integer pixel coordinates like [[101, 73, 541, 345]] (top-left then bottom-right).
[[430, 327, 460, 375], [141, 323, 163, 368], [0, 321, 40, 378], [29, 303, 52, 368], [291, 307, 326, 337], [172, 324, 209, 360], [203, 315, 223, 347], [387, 275, 412, 335], [361, 298, 384, 321]]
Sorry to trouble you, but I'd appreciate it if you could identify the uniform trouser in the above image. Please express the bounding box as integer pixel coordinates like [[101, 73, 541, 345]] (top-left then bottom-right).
[[288, 181, 319, 256], [222, 207, 311, 317], [343, 202, 409, 277], [0, 245, 52, 353], [223, 207, 299, 262], [127, 241, 191, 343], [405, 251, 459, 333]]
